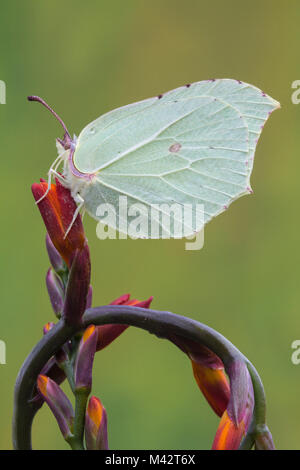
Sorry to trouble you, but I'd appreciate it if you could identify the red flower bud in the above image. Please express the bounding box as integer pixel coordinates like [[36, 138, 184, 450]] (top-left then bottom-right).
[[169, 335, 230, 417], [212, 361, 254, 450], [63, 244, 91, 326], [32, 179, 85, 267], [96, 295, 153, 351]]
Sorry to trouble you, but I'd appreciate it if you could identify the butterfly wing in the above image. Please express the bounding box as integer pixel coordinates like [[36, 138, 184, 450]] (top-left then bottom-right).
[[73, 79, 279, 238]]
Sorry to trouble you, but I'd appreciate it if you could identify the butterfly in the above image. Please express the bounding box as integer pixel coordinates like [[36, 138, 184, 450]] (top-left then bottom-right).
[[29, 79, 279, 239]]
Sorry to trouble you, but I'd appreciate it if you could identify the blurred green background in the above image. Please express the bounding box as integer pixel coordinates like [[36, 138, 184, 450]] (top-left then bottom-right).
[[0, 0, 299, 450]]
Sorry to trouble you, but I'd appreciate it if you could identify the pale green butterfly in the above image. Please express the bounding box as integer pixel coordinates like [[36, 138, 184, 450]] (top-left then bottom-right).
[[29, 79, 279, 239]]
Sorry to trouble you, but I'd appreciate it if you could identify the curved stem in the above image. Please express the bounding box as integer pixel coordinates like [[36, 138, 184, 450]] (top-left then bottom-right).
[[12, 319, 77, 449], [12, 305, 269, 450], [246, 362, 266, 426], [239, 362, 275, 450], [85, 306, 272, 451], [83, 306, 239, 365]]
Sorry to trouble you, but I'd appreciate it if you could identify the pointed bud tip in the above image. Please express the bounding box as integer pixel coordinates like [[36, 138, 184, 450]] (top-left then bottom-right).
[[46, 268, 64, 316], [109, 293, 131, 305], [37, 374, 48, 396], [83, 324, 96, 342], [85, 396, 108, 450], [46, 234, 65, 272], [87, 396, 103, 428], [212, 410, 245, 450], [227, 360, 252, 426], [75, 324, 98, 390], [37, 374, 74, 439], [136, 296, 153, 308], [43, 322, 55, 335]]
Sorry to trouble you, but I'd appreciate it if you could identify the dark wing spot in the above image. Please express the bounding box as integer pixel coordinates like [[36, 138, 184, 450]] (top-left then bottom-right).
[[185, 83, 191, 88], [158, 94, 163, 99], [169, 143, 182, 153]]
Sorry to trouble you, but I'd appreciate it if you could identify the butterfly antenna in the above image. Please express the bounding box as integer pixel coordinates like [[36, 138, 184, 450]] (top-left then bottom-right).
[[27, 95, 71, 139]]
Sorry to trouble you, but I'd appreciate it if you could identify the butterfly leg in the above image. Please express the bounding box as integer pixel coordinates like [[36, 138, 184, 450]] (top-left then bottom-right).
[[35, 159, 65, 204], [64, 194, 85, 239]]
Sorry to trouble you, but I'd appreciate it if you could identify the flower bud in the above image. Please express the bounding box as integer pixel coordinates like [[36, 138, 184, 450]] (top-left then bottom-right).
[[86, 286, 93, 310], [32, 179, 86, 267], [96, 295, 153, 351], [226, 360, 253, 427], [43, 322, 55, 335], [212, 361, 254, 450], [37, 375, 74, 439], [212, 410, 245, 450], [169, 335, 230, 417], [46, 268, 64, 317], [46, 234, 65, 273], [74, 325, 98, 391], [63, 244, 91, 326], [191, 361, 230, 417], [85, 396, 108, 450]]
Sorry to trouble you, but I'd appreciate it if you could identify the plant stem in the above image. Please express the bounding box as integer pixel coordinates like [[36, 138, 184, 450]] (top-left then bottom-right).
[[12, 319, 77, 450], [12, 305, 271, 450], [60, 360, 75, 393], [66, 435, 85, 450], [239, 362, 275, 449], [246, 362, 266, 426], [72, 389, 89, 450]]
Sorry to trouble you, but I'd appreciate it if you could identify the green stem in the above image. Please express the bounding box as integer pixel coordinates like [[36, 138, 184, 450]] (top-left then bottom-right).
[[60, 360, 76, 393], [239, 419, 256, 450], [66, 435, 85, 450], [72, 389, 89, 449], [246, 362, 266, 426], [239, 362, 275, 450]]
